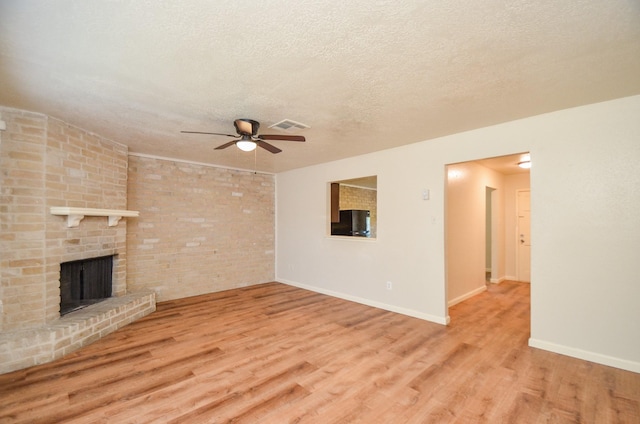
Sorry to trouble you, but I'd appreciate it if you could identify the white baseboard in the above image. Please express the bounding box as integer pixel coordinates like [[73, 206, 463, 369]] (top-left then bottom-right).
[[489, 276, 506, 284], [529, 338, 640, 374], [447, 285, 487, 307], [277, 278, 450, 325]]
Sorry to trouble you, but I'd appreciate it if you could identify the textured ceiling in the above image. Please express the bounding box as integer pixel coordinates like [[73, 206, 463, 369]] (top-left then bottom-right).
[[1, 1, 639, 173]]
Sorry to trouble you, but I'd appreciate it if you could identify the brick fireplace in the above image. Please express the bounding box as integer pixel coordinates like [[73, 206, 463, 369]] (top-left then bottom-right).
[[0, 107, 155, 374]]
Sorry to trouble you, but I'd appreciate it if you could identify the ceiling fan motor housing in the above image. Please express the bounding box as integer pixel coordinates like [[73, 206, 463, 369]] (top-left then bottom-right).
[[234, 119, 260, 136]]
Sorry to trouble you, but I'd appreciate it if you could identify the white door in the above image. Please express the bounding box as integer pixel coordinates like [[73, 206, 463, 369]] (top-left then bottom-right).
[[517, 190, 531, 282]]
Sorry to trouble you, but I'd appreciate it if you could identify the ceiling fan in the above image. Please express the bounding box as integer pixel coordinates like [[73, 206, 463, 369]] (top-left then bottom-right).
[[181, 119, 305, 154]]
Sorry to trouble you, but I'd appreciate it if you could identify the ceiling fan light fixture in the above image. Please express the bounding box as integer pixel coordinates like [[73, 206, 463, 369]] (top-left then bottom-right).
[[182, 118, 305, 154], [236, 140, 257, 152]]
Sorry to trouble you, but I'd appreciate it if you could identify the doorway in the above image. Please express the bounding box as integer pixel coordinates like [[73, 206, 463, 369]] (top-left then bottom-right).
[[445, 153, 531, 312], [486, 186, 497, 283], [516, 189, 531, 282]]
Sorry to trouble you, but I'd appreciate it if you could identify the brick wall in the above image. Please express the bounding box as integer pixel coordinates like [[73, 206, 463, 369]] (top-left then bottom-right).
[[0, 109, 48, 330], [339, 185, 377, 237], [127, 155, 275, 301], [0, 106, 275, 372], [0, 106, 129, 330], [0, 106, 156, 373], [44, 116, 130, 318]]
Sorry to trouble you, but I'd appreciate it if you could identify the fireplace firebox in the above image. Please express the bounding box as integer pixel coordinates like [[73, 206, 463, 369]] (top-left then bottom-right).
[[60, 255, 114, 315]]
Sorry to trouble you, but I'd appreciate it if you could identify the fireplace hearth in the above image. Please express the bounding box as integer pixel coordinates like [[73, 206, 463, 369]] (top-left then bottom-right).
[[60, 255, 114, 315]]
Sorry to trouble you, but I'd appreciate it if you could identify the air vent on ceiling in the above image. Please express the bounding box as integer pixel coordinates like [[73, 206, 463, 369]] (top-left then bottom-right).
[[269, 119, 310, 132]]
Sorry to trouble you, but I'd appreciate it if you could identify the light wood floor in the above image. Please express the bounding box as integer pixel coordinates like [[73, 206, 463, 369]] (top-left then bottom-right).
[[1, 281, 639, 423]]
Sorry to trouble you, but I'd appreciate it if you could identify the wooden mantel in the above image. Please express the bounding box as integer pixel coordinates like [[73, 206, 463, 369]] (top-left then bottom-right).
[[50, 207, 139, 228]]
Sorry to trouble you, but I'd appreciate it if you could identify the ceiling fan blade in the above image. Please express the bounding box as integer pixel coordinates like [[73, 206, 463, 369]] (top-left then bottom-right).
[[256, 140, 282, 154], [181, 131, 237, 138], [258, 134, 306, 142], [214, 141, 238, 150]]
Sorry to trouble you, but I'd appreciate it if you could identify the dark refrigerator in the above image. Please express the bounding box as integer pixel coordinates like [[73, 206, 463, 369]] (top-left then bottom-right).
[[331, 209, 371, 237]]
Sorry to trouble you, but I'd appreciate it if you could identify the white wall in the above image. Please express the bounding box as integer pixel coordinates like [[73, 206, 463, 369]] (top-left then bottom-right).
[[276, 95, 640, 372]]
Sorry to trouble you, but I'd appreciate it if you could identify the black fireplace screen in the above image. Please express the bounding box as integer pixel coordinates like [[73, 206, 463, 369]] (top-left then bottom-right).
[[60, 255, 114, 315]]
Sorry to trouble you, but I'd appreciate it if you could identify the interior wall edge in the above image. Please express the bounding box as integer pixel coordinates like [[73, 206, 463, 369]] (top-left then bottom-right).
[[277, 278, 450, 325], [528, 338, 640, 374], [447, 285, 487, 308]]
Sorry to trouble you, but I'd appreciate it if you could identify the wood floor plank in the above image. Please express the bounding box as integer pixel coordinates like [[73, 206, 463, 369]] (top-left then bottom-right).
[[1, 281, 638, 423]]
